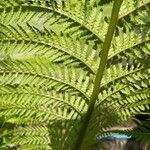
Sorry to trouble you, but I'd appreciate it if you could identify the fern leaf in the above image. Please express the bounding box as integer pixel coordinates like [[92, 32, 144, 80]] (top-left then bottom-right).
[[0, 0, 150, 149], [119, 0, 150, 19]]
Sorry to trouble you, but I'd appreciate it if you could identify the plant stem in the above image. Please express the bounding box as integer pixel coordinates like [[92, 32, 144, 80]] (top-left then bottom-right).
[[73, 0, 123, 149]]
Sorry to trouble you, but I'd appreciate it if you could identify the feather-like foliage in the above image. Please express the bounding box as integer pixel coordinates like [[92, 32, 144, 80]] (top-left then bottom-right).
[[0, 0, 150, 149]]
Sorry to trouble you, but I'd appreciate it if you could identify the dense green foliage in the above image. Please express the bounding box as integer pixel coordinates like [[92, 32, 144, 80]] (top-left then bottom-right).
[[0, 0, 150, 149]]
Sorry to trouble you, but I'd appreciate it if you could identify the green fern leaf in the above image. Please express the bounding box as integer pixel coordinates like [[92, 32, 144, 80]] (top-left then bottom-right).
[[0, 0, 150, 149]]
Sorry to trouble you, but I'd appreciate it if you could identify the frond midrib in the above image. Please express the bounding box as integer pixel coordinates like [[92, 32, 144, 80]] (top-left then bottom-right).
[[72, 1, 123, 149]]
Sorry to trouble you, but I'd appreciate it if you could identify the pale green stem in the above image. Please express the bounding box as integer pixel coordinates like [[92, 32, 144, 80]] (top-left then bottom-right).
[[73, 0, 123, 149]]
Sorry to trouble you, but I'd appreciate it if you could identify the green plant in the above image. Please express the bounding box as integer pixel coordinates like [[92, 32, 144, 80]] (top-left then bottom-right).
[[0, 0, 150, 149]]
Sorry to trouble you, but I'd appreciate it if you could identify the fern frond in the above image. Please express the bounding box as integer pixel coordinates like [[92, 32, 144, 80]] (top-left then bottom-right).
[[119, 0, 150, 19], [0, 0, 149, 149], [109, 1, 150, 61], [109, 29, 150, 60], [0, 0, 109, 42], [0, 85, 87, 117], [0, 38, 98, 73], [0, 59, 93, 100], [102, 63, 149, 88], [0, 3, 101, 73], [11, 125, 51, 150], [82, 67, 149, 148], [115, 89, 150, 116], [84, 88, 150, 149]]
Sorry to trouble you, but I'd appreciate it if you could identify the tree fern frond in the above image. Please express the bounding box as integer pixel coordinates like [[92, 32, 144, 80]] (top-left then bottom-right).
[[102, 63, 149, 88], [98, 71, 150, 111], [129, 4, 150, 25], [0, 85, 87, 116], [0, 4, 100, 73], [0, 101, 77, 124], [4, 118, 83, 150], [0, 59, 93, 100], [9, 125, 51, 150], [83, 88, 150, 149], [119, 0, 150, 19], [119, 90, 150, 114], [98, 75, 149, 108], [0, 0, 149, 149], [109, 1, 150, 61], [0, 38, 98, 73], [83, 73, 150, 148], [73, 1, 124, 149], [108, 29, 150, 60], [94, 84, 150, 126], [0, 0, 108, 42]]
